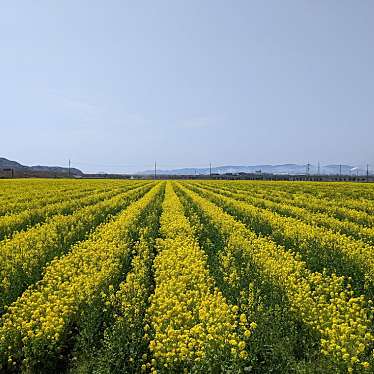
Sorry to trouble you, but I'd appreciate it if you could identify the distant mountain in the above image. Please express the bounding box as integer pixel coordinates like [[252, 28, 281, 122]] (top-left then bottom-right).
[[0, 157, 83, 176], [1, 158, 365, 177], [0, 157, 25, 169], [139, 164, 364, 176], [29, 165, 83, 175]]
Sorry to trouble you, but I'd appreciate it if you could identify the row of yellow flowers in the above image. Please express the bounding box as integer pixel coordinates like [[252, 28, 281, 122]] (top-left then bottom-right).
[[100, 234, 156, 373], [197, 182, 374, 245], [177, 182, 373, 372], [188, 183, 374, 295], [0, 183, 162, 372], [83, 193, 164, 373], [146, 182, 254, 373], [0, 179, 134, 216], [218, 181, 374, 225], [0, 182, 96, 216], [0, 178, 90, 202], [233, 180, 374, 204], [0, 181, 145, 241], [0, 182, 153, 310]]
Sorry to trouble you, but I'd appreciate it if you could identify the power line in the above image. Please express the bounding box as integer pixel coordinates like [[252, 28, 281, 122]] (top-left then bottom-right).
[[306, 163, 310, 176]]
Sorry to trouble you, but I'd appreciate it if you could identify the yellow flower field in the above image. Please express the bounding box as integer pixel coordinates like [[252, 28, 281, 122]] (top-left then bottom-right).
[[0, 179, 373, 373]]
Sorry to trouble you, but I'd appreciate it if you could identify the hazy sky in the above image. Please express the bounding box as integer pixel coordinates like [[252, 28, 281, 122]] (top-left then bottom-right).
[[1, 1, 373, 173]]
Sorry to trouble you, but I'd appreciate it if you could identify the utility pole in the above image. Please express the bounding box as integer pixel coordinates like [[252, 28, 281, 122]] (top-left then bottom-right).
[[317, 161, 320, 176], [306, 163, 310, 176], [209, 162, 212, 177], [154, 161, 157, 180], [68, 159, 71, 177], [367, 164, 369, 182]]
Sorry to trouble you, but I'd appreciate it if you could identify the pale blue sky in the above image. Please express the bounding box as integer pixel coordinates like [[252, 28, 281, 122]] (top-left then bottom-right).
[[1, 1, 373, 173]]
